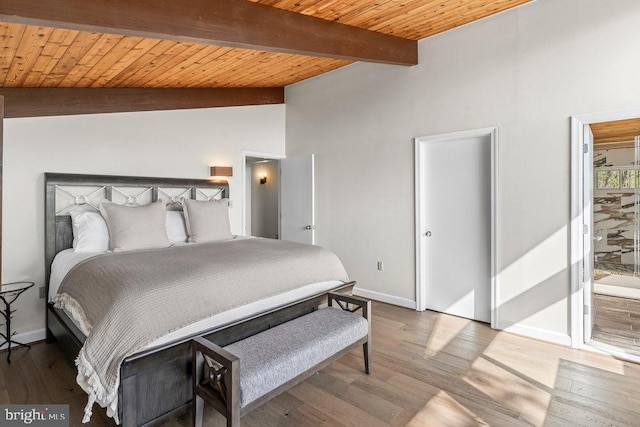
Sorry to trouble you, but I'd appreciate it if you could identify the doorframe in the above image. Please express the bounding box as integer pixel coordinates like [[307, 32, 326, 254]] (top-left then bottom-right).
[[414, 126, 499, 328], [242, 150, 285, 236], [570, 108, 640, 349]]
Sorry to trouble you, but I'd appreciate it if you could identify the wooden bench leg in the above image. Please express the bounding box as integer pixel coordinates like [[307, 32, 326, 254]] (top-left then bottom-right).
[[328, 292, 372, 375], [192, 337, 240, 427], [226, 362, 240, 427], [363, 342, 371, 374], [193, 394, 204, 427], [227, 407, 239, 427]]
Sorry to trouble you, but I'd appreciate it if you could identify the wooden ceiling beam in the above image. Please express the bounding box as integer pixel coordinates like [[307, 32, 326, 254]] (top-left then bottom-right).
[[0, 0, 418, 66], [0, 88, 284, 118]]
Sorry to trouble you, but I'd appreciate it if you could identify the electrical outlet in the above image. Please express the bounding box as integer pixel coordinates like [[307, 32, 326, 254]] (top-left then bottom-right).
[[377, 261, 384, 271], [39, 286, 46, 299]]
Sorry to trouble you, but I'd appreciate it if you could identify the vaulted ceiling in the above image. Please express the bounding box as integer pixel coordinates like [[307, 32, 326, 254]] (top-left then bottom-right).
[[0, 0, 532, 116]]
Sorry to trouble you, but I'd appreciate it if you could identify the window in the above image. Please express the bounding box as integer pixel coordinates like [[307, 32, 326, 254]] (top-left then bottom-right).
[[597, 170, 620, 190], [623, 169, 640, 189]]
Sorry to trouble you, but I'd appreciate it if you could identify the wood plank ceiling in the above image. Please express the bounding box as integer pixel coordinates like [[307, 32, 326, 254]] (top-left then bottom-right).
[[0, 0, 532, 89], [591, 118, 640, 146]]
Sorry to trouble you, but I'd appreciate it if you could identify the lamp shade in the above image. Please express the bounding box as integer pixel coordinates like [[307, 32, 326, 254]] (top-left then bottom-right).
[[210, 166, 233, 177]]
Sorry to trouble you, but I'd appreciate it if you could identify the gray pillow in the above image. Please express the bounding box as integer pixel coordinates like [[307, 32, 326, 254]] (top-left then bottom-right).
[[99, 200, 171, 252], [182, 198, 232, 243]]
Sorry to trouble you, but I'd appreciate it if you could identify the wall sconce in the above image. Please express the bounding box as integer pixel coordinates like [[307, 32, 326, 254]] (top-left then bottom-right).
[[210, 166, 233, 177], [260, 173, 267, 185]]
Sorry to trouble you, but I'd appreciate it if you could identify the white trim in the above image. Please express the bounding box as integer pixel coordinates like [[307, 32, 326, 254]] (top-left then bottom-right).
[[352, 287, 416, 310], [0, 328, 46, 349], [414, 140, 425, 311], [585, 342, 640, 364], [502, 323, 572, 347], [491, 128, 500, 330], [570, 116, 584, 348], [241, 150, 285, 237], [570, 108, 640, 349], [414, 127, 499, 329]]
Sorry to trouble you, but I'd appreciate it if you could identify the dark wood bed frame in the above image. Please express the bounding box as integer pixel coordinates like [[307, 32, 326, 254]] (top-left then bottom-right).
[[44, 172, 354, 427]]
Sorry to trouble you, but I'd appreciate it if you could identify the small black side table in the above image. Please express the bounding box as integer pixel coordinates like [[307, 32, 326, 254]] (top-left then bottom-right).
[[0, 281, 34, 363]]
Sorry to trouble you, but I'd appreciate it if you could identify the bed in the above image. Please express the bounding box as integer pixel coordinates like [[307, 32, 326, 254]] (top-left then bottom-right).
[[44, 172, 354, 426]]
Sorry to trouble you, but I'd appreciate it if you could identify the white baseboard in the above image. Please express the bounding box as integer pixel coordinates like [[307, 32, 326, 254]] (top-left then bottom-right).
[[501, 323, 571, 347], [353, 287, 416, 310], [584, 341, 640, 364], [0, 328, 46, 349]]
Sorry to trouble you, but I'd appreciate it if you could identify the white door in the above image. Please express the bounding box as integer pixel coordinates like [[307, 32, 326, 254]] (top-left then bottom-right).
[[280, 154, 315, 244], [583, 124, 594, 343], [416, 131, 493, 323]]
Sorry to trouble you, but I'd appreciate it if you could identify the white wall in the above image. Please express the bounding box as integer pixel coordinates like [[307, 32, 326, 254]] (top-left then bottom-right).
[[285, 0, 640, 342], [4, 105, 285, 336]]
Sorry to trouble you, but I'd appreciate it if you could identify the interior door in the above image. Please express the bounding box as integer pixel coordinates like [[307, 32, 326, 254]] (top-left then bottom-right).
[[584, 124, 594, 343], [280, 154, 315, 245], [420, 134, 492, 323]]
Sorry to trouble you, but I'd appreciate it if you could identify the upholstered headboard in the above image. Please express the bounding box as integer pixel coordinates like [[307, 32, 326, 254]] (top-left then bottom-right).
[[44, 173, 229, 291]]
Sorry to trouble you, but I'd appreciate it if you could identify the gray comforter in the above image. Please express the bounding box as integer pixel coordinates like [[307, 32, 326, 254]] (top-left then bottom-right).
[[53, 237, 348, 424]]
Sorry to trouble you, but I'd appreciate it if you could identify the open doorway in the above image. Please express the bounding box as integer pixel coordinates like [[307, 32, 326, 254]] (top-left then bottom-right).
[[244, 154, 281, 239], [572, 112, 640, 359], [590, 118, 640, 358], [242, 151, 317, 244], [572, 110, 640, 358]]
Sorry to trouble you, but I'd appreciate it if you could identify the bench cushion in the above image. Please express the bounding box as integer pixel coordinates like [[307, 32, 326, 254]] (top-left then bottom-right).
[[223, 307, 368, 408]]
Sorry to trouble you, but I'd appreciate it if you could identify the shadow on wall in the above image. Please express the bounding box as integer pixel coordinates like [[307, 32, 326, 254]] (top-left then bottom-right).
[[427, 223, 571, 334]]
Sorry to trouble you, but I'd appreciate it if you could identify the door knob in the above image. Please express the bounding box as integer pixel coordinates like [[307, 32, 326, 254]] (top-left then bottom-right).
[[425, 231, 432, 237], [305, 225, 317, 230]]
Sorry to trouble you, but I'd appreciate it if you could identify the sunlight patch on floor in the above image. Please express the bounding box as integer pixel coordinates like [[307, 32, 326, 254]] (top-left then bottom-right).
[[568, 347, 627, 375], [424, 314, 471, 357], [482, 332, 560, 388], [489, 329, 626, 377], [406, 391, 488, 427], [464, 357, 551, 426]]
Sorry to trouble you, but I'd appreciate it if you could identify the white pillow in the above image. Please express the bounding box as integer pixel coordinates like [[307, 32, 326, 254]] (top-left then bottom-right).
[[165, 211, 188, 244], [69, 210, 110, 253], [182, 198, 232, 243], [100, 200, 171, 252]]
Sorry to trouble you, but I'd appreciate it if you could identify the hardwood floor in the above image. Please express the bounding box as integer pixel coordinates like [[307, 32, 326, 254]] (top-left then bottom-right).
[[593, 293, 640, 358], [3, 301, 640, 426]]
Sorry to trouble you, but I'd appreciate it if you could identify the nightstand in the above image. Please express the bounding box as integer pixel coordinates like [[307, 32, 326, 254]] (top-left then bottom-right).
[[0, 281, 34, 363]]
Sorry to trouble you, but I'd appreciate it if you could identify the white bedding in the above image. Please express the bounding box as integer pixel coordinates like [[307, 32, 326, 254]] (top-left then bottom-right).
[[49, 249, 105, 300]]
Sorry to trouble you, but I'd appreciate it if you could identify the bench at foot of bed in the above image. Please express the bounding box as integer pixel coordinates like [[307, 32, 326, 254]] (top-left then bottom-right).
[[192, 292, 371, 427]]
